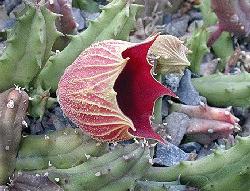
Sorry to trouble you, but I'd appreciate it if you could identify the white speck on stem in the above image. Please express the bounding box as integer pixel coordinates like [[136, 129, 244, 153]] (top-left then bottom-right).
[[95, 172, 101, 177], [22, 120, 28, 128], [7, 100, 14, 109]]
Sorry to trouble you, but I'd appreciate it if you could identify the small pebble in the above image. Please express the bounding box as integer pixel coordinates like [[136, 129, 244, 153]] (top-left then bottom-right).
[[179, 142, 202, 153], [177, 69, 202, 105], [154, 143, 190, 166]]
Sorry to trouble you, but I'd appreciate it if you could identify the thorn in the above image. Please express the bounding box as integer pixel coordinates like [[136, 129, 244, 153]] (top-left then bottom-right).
[[140, 142, 145, 148], [44, 135, 50, 140], [22, 120, 28, 128], [208, 129, 214, 133], [224, 110, 230, 116], [7, 100, 14, 109], [48, 160, 52, 167], [166, 135, 172, 140], [134, 138, 140, 144], [95, 172, 101, 177], [28, 97, 34, 101], [149, 143, 158, 148], [199, 101, 206, 109], [148, 158, 154, 165], [84, 154, 91, 160], [226, 106, 232, 111], [96, 142, 101, 146], [235, 117, 240, 123], [123, 155, 130, 160], [234, 124, 241, 131]]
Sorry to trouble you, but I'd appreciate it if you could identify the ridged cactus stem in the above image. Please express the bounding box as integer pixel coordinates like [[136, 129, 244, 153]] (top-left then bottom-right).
[[16, 128, 108, 171], [143, 136, 250, 191], [169, 101, 239, 144], [0, 88, 29, 184], [192, 72, 250, 107], [153, 74, 163, 124], [35, 0, 143, 92], [12, 128, 250, 190]]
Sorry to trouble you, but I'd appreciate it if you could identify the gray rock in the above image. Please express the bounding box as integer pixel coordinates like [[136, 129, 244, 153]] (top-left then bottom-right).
[[179, 142, 202, 153], [82, 11, 100, 27], [154, 143, 190, 166], [28, 105, 77, 135], [240, 114, 250, 137], [10, 172, 63, 191], [163, 112, 190, 145], [177, 69, 201, 105], [72, 8, 86, 31], [164, 73, 182, 92], [197, 142, 216, 159], [188, 20, 203, 32], [164, 14, 190, 37], [162, 97, 169, 118], [4, 0, 22, 15], [188, 10, 202, 21]]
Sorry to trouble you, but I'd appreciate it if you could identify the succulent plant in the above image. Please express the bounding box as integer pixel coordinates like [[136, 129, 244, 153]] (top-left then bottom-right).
[[208, 0, 250, 46], [46, 0, 77, 35], [35, 0, 142, 94], [192, 72, 250, 107], [72, 0, 100, 12], [201, 0, 234, 71], [15, 130, 152, 191], [57, 35, 176, 143], [0, 0, 142, 118], [10, 172, 63, 191], [16, 128, 108, 171], [13, 129, 250, 191], [188, 0, 234, 73], [187, 26, 209, 74], [144, 136, 250, 191], [0, 88, 29, 184], [169, 102, 239, 144]]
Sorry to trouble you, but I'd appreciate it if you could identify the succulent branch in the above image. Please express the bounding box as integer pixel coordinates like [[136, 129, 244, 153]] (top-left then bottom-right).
[[35, 0, 142, 93], [187, 26, 209, 74], [13, 130, 250, 191], [0, 0, 142, 118], [189, 0, 234, 73], [15, 130, 152, 191], [72, 0, 99, 13], [0, 88, 29, 184], [169, 102, 239, 144], [46, 0, 77, 35], [208, 0, 250, 46], [16, 128, 108, 171], [0, 3, 60, 91], [143, 136, 250, 191], [192, 72, 250, 107]]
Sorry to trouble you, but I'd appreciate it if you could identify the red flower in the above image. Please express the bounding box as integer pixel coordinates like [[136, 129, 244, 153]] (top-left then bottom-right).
[[57, 36, 175, 142]]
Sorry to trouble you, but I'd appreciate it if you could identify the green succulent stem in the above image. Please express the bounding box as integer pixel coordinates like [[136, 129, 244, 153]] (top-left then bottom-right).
[[35, 0, 143, 93], [143, 136, 250, 191], [153, 74, 163, 124], [192, 72, 250, 107], [9, 128, 250, 190]]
